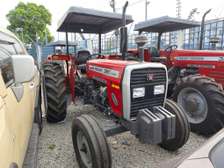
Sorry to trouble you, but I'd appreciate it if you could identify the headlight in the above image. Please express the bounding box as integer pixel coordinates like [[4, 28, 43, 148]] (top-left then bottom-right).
[[133, 87, 145, 98], [154, 85, 165, 95]]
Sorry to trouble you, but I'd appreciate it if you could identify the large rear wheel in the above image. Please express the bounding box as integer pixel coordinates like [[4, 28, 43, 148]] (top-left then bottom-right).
[[173, 75, 224, 136], [160, 99, 190, 151], [72, 115, 112, 168], [43, 62, 67, 123]]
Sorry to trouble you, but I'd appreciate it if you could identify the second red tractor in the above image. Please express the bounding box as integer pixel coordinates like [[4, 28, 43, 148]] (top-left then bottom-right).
[[132, 16, 224, 136]]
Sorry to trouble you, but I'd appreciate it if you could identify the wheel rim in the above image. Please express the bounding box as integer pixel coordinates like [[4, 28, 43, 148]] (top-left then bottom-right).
[[76, 131, 92, 168], [177, 87, 208, 124]]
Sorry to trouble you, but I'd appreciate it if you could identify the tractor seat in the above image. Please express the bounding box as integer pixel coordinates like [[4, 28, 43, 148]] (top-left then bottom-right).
[[76, 50, 91, 65], [148, 47, 167, 62], [77, 64, 86, 73], [75, 50, 91, 73], [149, 47, 160, 58]]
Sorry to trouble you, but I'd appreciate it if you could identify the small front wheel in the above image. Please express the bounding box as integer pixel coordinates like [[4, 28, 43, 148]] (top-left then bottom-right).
[[160, 99, 190, 151], [72, 115, 112, 168]]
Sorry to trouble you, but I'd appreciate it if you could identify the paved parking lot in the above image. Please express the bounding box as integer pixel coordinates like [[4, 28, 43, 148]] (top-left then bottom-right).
[[38, 100, 207, 168]]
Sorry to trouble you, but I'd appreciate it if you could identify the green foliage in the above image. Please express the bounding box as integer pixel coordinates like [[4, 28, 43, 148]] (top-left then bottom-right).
[[7, 2, 53, 44]]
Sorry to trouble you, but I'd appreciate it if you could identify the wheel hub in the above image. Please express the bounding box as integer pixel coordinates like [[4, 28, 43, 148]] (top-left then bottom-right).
[[177, 87, 208, 124], [77, 131, 92, 168], [80, 144, 88, 153], [185, 99, 195, 112]]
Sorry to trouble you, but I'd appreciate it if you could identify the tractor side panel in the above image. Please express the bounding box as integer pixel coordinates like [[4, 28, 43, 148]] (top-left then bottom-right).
[[107, 82, 123, 117], [86, 61, 127, 117], [170, 50, 224, 86]]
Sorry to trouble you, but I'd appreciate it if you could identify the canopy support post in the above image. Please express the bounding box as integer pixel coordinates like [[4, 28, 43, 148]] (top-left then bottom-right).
[[65, 31, 69, 80], [157, 32, 162, 50], [99, 33, 102, 54], [66, 31, 69, 54]]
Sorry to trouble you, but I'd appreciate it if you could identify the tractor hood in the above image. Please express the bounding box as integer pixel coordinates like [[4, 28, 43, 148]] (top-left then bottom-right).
[[86, 59, 165, 84], [86, 59, 138, 83], [88, 59, 138, 68]]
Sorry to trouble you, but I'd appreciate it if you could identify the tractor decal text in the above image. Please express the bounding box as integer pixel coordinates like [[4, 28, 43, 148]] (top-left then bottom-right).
[[187, 64, 215, 69], [89, 65, 119, 78], [175, 56, 224, 62]]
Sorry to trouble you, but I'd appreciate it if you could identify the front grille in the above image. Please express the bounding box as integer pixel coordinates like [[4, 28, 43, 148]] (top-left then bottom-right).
[[130, 68, 167, 118]]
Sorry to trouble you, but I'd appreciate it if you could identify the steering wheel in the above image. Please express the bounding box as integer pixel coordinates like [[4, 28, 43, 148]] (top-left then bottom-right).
[[126, 56, 140, 61], [88, 53, 100, 59], [165, 45, 178, 52]]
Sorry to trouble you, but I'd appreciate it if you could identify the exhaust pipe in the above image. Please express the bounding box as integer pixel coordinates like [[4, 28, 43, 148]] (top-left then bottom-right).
[[120, 1, 128, 60], [199, 9, 211, 50]]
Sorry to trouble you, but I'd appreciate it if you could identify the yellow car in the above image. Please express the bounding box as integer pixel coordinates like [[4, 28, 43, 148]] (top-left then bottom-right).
[[0, 28, 41, 168]]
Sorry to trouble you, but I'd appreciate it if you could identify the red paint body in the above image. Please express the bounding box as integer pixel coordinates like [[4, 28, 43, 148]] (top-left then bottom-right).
[[128, 49, 224, 87], [46, 48, 224, 117], [164, 50, 224, 86], [47, 54, 76, 102], [47, 52, 138, 117], [87, 59, 137, 117]]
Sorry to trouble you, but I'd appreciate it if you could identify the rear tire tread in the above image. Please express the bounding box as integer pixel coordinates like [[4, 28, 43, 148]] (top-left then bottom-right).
[[173, 74, 224, 135], [43, 62, 67, 123]]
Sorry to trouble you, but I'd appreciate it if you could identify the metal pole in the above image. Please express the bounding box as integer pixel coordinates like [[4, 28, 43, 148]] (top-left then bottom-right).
[[99, 33, 101, 54], [66, 32, 69, 54], [110, 0, 116, 12], [35, 32, 42, 69], [74, 33, 77, 53], [121, 1, 128, 60], [145, 0, 150, 21], [45, 29, 48, 45], [65, 32, 69, 78], [199, 9, 211, 50], [157, 32, 162, 50], [110, 0, 119, 53], [53, 46, 56, 54]]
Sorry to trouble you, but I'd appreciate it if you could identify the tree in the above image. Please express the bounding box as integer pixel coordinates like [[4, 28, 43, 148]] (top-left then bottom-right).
[[7, 2, 53, 44]]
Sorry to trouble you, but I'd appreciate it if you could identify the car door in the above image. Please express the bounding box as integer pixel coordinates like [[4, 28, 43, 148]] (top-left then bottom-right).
[[0, 49, 17, 168], [0, 30, 36, 168]]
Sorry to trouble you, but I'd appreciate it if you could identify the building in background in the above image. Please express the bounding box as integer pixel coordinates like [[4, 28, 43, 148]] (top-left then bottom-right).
[[184, 18, 224, 50], [36, 17, 224, 58], [91, 17, 224, 52]]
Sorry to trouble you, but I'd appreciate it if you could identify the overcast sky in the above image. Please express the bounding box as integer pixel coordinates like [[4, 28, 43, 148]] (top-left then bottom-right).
[[1, 0, 224, 40]]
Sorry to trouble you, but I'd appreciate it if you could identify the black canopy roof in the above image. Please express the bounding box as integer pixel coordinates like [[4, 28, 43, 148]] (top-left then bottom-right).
[[46, 40, 77, 47], [134, 16, 200, 33], [57, 6, 133, 34]]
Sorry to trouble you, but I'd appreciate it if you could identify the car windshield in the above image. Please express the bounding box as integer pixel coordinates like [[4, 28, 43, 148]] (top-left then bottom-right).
[[210, 138, 224, 168]]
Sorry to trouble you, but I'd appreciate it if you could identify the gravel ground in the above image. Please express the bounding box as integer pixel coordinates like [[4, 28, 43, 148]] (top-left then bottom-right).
[[38, 100, 207, 168]]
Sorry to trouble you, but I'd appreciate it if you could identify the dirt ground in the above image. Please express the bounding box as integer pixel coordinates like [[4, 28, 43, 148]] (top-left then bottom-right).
[[37, 100, 207, 168]]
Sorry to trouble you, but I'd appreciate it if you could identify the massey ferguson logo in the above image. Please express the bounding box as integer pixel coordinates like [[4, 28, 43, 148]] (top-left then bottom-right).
[[146, 74, 154, 81]]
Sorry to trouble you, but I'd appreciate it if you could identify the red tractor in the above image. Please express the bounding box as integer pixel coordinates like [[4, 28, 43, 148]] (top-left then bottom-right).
[[133, 16, 224, 136], [42, 2, 190, 168]]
